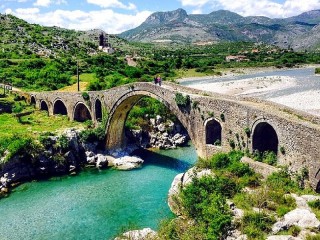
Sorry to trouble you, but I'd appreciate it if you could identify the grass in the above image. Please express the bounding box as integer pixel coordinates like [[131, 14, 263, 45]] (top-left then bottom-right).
[[0, 107, 83, 139], [174, 69, 210, 79], [70, 73, 97, 83], [308, 200, 320, 220], [57, 82, 89, 92]]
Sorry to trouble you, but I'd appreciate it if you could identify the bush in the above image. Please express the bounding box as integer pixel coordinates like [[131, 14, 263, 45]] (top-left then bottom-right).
[[80, 126, 105, 142], [82, 92, 90, 100], [180, 176, 232, 239], [308, 199, 320, 209], [315, 68, 320, 74], [175, 93, 190, 108], [241, 212, 275, 238], [5, 136, 37, 161], [209, 153, 230, 169], [288, 225, 301, 237]]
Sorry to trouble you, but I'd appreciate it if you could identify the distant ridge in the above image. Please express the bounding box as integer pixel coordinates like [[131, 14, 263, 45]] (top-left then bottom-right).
[[119, 9, 320, 51]]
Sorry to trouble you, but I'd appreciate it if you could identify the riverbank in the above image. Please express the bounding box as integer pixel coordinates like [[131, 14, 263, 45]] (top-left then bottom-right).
[[179, 65, 320, 117]]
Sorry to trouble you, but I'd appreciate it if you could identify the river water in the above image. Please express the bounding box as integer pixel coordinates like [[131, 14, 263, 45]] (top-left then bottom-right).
[[181, 67, 320, 116], [0, 145, 197, 240]]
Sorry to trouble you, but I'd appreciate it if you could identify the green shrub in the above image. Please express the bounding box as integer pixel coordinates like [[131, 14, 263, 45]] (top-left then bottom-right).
[[58, 134, 69, 152], [180, 176, 232, 239], [80, 126, 105, 142], [306, 234, 320, 240], [241, 212, 275, 239], [174, 93, 190, 108], [244, 127, 251, 137], [315, 68, 320, 74], [82, 92, 90, 100], [210, 153, 230, 169], [308, 199, 320, 209], [5, 136, 37, 161], [262, 151, 277, 166], [288, 225, 301, 237]]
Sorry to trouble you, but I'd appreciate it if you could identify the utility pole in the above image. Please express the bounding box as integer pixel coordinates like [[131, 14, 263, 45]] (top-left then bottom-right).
[[77, 59, 80, 92]]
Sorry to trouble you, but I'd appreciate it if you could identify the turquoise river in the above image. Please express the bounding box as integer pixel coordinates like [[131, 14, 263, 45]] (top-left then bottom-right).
[[0, 145, 197, 240]]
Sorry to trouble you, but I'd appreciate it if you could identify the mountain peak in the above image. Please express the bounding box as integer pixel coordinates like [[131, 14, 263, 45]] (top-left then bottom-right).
[[144, 8, 188, 25]]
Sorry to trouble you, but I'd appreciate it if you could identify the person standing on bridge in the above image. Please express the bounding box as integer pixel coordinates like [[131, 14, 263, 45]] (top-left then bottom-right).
[[156, 75, 162, 86]]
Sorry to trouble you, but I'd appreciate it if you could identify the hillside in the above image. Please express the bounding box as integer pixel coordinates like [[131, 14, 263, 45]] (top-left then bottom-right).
[[0, 14, 137, 59], [119, 9, 320, 51]]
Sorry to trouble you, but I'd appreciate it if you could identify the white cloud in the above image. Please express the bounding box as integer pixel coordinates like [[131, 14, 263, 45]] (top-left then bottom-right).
[[179, 0, 320, 18], [87, 0, 137, 10], [5, 8, 13, 14], [9, 8, 152, 34], [192, 9, 203, 14], [34, 0, 51, 7], [16, 7, 40, 14]]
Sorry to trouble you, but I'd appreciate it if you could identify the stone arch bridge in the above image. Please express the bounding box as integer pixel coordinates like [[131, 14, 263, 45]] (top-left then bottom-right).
[[27, 82, 320, 189]]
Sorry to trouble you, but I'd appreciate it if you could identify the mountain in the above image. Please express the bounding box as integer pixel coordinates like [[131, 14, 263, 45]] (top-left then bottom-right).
[[119, 9, 320, 51], [0, 14, 131, 59]]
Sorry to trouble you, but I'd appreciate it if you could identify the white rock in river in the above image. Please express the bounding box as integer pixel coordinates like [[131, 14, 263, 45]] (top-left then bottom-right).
[[110, 156, 144, 170], [114, 228, 158, 240]]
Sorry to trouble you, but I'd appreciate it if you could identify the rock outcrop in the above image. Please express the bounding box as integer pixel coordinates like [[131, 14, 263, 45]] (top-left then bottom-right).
[[128, 115, 188, 149]]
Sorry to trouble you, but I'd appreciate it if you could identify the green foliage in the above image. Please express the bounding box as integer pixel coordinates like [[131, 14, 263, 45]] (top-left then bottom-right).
[[180, 175, 233, 239], [58, 134, 69, 152], [175, 93, 190, 108], [125, 97, 176, 130], [79, 126, 105, 143], [241, 212, 275, 239], [288, 225, 301, 237], [244, 127, 251, 137], [2, 135, 37, 162], [266, 169, 299, 192], [308, 199, 320, 209], [315, 68, 320, 74], [306, 234, 320, 240], [253, 150, 277, 166], [82, 92, 90, 100], [280, 146, 286, 154]]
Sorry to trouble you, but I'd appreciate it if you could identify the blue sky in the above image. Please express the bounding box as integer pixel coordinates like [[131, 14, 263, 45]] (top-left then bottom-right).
[[1, 0, 320, 33]]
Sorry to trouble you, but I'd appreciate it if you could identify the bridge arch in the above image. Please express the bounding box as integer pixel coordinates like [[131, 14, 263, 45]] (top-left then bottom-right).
[[30, 96, 36, 105], [53, 99, 68, 116], [94, 98, 103, 122], [73, 102, 92, 122], [105, 90, 194, 152], [252, 121, 279, 154], [40, 100, 49, 111], [205, 118, 222, 146]]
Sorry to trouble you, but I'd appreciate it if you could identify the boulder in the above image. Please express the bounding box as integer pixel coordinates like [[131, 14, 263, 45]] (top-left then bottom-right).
[[157, 123, 166, 132], [114, 228, 158, 240], [96, 154, 108, 169], [112, 156, 144, 170], [272, 208, 320, 234], [156, 115, 163, 125]]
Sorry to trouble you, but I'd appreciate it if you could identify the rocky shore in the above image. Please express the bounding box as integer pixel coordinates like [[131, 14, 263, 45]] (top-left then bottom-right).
[[0, 129, 144, 197]]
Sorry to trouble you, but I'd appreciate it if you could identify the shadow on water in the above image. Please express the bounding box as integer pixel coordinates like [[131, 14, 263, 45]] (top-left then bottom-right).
[[132, 146, 196, 172]]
